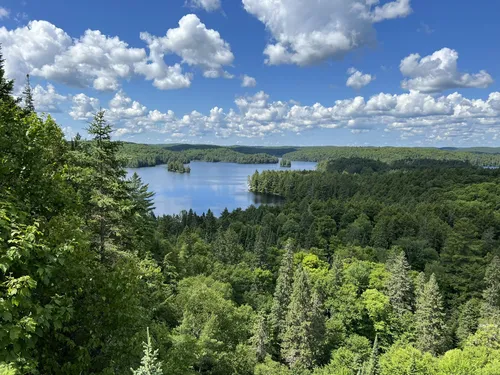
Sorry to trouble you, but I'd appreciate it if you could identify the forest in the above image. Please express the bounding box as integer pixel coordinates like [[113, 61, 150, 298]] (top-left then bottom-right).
[[120, 143, 279, 168], [1, 52, 500, 375], [119, 142, 500, 169]]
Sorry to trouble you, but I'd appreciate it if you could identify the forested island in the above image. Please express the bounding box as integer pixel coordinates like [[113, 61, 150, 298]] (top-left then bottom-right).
[[2, 52, 500, 375], [280, 158, 292, 168], [167, 160, 191, 173]]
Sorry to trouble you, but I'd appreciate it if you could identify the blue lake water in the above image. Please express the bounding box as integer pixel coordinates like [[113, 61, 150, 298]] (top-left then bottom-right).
[[127, 160, 317, 216]]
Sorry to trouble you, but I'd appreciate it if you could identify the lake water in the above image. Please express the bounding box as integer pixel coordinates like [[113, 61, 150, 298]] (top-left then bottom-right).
[[127, 161, 317, 216]]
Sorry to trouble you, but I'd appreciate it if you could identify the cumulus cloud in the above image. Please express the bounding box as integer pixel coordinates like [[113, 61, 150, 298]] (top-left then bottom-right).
[[140, 14, 234, 79], [242, 0, 412, 66], [241, 75, 257, 87], [400, 48, 494, 93], [68, 88, 500, 144], [69, 93, 101, 121], [186, 0, 221, 12], [135, 31, 193, 90], [0, 20, 72, 85], [0, 7, 10, 19], [32, 84, 67, 112], [0, 16, 233, 91], [346, 68, 374, 89]]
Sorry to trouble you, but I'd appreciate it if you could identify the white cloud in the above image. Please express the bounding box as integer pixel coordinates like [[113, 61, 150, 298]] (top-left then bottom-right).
[[32, 84, 66, 112], [346, 68, 374, 89], [241, 75, 257, 87], [69, 93, 100, 121], [0, 16, 232, 91], [68, 88, 500, 144], [0, 7, 10, 19], [242, 0, 412, 66], [400, 48, 494, 93], [0, 20, 72, 85], [186, 0, 221, 12], [140, 14, 234, 78], [33, 29, 146, 91]]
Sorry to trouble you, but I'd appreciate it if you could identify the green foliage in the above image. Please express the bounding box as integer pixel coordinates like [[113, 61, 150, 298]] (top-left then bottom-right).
[[269, 241, 295, 351], [414, 275, 446, 355], [167, 160, 191, 173], [481, 256, 500, 323], [1, 48, 500, 374], [280, 159, 292, 168], [281, 266, 316, 370], [131, 328, 163, 375]]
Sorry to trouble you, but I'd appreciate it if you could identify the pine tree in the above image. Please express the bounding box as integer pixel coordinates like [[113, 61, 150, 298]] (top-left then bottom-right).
[[269, 241, 295, 351], [386, 252, 413, 317], [281, 266, 315, 371], [414, 274, 446, 355], [0, 45, 15, 102], [22, 74, 35, 113], [250, 313, 269, 363], [481, 256, 500, 323], [131, 327, 163, 375]]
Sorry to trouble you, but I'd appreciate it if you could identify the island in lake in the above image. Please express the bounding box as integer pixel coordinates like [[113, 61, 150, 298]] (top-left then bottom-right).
[[280, 158, 292, 167], [167, 160, 191, 173]]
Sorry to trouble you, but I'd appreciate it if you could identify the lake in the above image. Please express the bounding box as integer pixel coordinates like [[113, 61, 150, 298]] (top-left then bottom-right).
[[127, 160, 317, 216]]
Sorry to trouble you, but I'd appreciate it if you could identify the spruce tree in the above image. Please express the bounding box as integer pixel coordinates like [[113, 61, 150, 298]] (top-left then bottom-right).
[[253, 228, 267, 268], [0, 45, 15, 102], [131, 328, 163, 375], [414, 274, 446, 355], [269, 241, 295, 351], [481, 256, 500, 323], [250, 313, 269, 363], [456, 298, 480, 345], [86, 109, 125, 256], [22, 74, 35, 113], [281, 265, 315, 370], [310, 289, 326, 363], [386, 251, 413, 317], [363, 335, 379, 375]]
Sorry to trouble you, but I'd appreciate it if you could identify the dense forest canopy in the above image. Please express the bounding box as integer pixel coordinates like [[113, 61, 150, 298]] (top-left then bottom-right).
[[1, 50, 500, 375]]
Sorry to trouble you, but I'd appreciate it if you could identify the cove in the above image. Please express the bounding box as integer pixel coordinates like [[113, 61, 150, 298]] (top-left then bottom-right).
[[127, 160, 317, 216]]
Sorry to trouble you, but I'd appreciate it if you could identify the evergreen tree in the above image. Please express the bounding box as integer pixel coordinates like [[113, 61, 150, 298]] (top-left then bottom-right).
[[310, 289, 326, 363], [456, 298, 481, 345], [0, 45, 14, 102], [269, 241, 295, 351], [254, 228, 267, 268], [414, 272, 426, 300], [415, 274, 446, 355], [86, 109, 126, 256], [362, 335, 379, 375], [250, 313, 269, 363], [281, 266, 315, 371], [22, 74, 35, 113], [386, 251, 413, 317], [131, 328, 163, 375], [481, 256, 500, 323]]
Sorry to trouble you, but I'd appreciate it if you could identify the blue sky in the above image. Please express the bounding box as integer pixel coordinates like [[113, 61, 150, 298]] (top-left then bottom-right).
[[1, 0, 499, 146]]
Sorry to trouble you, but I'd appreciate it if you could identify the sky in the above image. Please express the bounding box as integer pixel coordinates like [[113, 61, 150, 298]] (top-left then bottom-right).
[[0, 0, 499, 147]]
